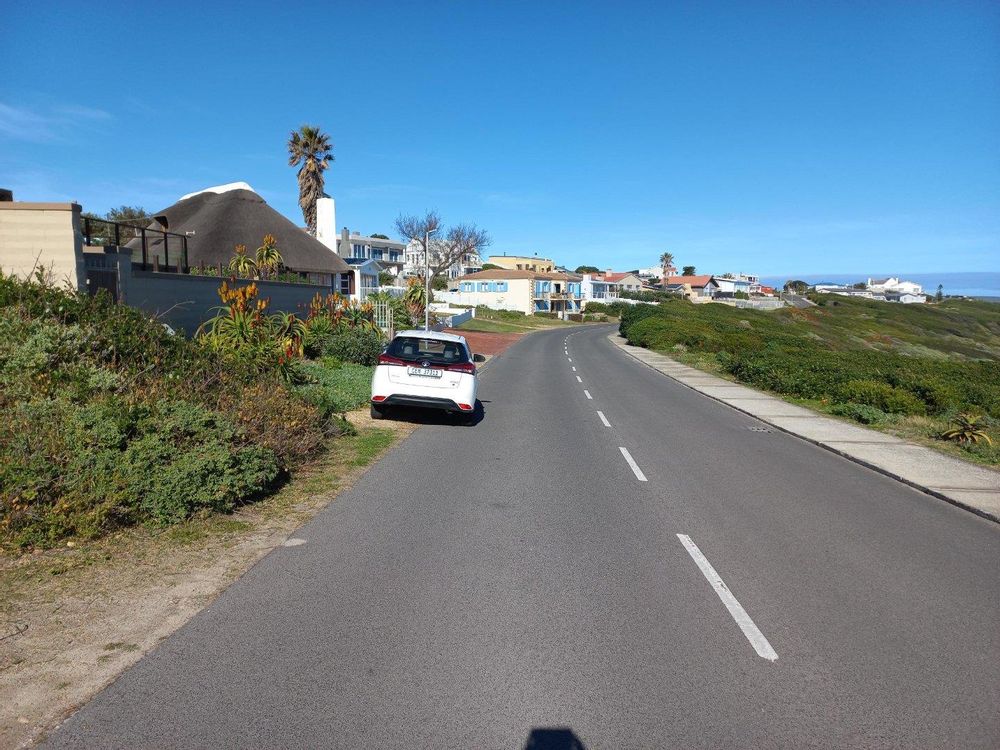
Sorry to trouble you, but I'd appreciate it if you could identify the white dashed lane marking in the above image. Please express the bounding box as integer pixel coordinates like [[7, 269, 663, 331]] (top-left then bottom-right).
[[618, 447, 647, 481], [676, 534, 778, 661]]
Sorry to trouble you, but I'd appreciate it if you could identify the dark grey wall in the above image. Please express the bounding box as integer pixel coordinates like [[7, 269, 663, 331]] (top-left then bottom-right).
[[126, 271, 328, 335]]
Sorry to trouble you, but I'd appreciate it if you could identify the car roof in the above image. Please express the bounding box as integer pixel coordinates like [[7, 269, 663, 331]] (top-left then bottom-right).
[[394, 329, 469, 346]]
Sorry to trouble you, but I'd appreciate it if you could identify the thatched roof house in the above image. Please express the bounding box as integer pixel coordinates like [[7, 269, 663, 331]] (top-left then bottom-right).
[[129, 183, 349, 275]]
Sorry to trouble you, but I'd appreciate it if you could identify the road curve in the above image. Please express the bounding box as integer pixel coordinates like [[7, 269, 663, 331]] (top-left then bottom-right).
[[44, 325, 1000, 749]]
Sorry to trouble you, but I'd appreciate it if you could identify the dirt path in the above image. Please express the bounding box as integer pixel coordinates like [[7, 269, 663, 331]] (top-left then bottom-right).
[[0, 411, 416, 749], [443, 328, 524, 356]]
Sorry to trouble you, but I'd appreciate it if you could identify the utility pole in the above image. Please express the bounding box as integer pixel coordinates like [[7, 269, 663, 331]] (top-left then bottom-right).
[[424, 227, 439, 331]]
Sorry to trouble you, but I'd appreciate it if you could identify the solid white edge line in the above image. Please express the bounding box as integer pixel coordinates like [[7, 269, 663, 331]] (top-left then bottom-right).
[[676, 534, 778, 661], [597, 410, 611, 427], [618, 447, 647, 481], [576, 375, 583, 382], [584, 389, 593, 399]]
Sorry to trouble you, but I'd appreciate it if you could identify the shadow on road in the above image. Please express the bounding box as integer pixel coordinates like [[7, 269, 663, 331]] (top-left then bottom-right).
[[382, 400, 487, 427], [524, 727, 587, 749]]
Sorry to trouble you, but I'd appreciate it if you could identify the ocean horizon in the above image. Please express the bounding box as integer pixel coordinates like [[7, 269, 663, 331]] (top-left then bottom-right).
[[758, 271, 1000, 300]]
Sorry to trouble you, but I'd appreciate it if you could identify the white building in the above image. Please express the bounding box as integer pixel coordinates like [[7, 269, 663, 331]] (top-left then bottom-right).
[[867, 276, 924, 297], [580, 273, 619, 305], [403, 239, 482, 279]]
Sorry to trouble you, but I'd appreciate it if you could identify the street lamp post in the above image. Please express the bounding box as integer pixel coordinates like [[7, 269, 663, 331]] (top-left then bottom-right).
[[424, 227, 439, 331]]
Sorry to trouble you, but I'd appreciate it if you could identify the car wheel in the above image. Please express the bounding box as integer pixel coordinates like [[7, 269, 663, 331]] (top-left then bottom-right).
[[370, 403, 386, 420]]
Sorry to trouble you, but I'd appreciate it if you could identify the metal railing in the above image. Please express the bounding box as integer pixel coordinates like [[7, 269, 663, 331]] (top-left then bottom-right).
[[81, 215, 190, 273]]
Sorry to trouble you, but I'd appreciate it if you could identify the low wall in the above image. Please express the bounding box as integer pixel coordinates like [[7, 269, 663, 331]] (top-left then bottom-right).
[[126, 271, 329, 335]]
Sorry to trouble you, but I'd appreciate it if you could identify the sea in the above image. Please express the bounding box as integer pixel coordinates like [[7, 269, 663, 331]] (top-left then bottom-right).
[[758, 272, 1000, 301]]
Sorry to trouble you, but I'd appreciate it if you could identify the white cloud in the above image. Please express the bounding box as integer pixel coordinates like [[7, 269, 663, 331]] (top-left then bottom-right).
[[0, 101, 113, 142]]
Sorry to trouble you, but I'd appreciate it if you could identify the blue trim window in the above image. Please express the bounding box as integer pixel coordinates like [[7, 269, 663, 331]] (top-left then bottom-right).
[[461, 282, 473, 292], [497, 282, 508, 292]]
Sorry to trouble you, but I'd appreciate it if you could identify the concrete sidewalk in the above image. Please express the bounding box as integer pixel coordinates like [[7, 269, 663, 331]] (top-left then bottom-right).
[[610, 334, 1000, 522]]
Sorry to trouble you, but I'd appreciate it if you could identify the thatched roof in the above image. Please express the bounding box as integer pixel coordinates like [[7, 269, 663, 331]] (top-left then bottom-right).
[[128, 187, 349, 274]]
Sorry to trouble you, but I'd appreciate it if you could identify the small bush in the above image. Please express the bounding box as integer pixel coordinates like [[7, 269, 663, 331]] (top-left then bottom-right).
[[837, 380, 926, 415], [320, 327, 385, 366], [218, 382, 328, 469], [829, 402, 889, 425]]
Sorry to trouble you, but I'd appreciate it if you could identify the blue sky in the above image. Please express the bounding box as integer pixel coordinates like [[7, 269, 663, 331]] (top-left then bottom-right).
[[2, 1, 998, 275]]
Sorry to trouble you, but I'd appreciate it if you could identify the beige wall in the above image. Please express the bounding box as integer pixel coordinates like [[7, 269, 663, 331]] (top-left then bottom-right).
[[439, 277, 535, 314], [487, 255, 554, 273], [0, 203, 85, 290]]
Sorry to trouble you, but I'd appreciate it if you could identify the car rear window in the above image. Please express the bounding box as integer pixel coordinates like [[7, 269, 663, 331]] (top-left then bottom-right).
[[386, 336, 470, 365]]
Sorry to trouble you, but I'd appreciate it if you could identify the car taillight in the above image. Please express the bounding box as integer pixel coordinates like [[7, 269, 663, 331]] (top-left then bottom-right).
[[445, 362, 476, 375], [378, 354, 407, 366]]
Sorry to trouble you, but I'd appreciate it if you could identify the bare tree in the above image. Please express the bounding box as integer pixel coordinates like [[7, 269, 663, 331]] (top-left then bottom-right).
[[395, 211, 490, 279]]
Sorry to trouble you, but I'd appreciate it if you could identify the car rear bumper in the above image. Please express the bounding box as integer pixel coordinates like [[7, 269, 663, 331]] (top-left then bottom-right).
[[372, 395, 472, 412]]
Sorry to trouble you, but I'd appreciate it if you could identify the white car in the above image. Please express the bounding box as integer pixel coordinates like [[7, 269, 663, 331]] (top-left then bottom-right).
[[370, 330, 484, 423]]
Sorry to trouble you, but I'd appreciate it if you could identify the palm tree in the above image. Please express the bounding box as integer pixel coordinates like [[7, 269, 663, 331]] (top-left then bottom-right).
[[287, 125, 334, 235], [660, 252, 675, 280]]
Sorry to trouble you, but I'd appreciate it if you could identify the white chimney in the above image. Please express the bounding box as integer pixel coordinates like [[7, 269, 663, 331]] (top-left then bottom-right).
[[316, 197, 337, 250]]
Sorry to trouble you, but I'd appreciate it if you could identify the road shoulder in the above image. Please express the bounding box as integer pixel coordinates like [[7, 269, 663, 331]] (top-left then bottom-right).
[[609, 334, 1000, 523], [0, 412, 417, 750]]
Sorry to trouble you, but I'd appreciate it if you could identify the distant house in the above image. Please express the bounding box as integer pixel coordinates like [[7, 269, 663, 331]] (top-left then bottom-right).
[[884, 291, 926, 304], [446, 269, 583, 316], [662, 274, 719, 298], [487, 254, 554, 273], [815, 284, 877, 299], [580, 273, 619, 305], [867, 276, 924, 298], [403, 239, 483, 279], [712, 276, 752, 297], [604, 271, 644, 292], [336, 232, 405, 276]]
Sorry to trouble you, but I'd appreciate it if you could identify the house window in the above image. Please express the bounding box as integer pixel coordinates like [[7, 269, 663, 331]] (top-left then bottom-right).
[[497, 282, 508, 292]]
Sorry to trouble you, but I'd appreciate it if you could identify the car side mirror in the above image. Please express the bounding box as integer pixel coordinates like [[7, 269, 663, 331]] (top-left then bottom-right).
[[473, 353, 487, 363]]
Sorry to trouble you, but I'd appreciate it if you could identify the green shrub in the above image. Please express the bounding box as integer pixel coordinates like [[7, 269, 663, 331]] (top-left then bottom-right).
[[533, 311, 558, 319], [1, 397, 280, 549], [837, 380, 926, 415], [829, 402, 890, 425], [0, 272, 333, 550], [319, 327, 385, 366], [475, 306, 526, 320], [293, 360, 374, 417]]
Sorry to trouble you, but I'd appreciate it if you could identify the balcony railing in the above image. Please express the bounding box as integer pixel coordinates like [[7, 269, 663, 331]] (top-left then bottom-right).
[[81, 215, 190, 273]]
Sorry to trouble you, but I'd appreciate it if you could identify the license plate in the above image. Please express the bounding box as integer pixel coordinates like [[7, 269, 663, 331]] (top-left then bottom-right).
[[407, 366, 442, 378]]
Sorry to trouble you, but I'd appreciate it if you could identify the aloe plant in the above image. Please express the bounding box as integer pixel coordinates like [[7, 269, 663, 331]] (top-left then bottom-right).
[[940, 413, 993, 447]]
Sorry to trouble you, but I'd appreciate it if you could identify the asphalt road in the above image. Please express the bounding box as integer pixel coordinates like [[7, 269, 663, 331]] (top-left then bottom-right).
[[45, 325, 1000, 749]]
